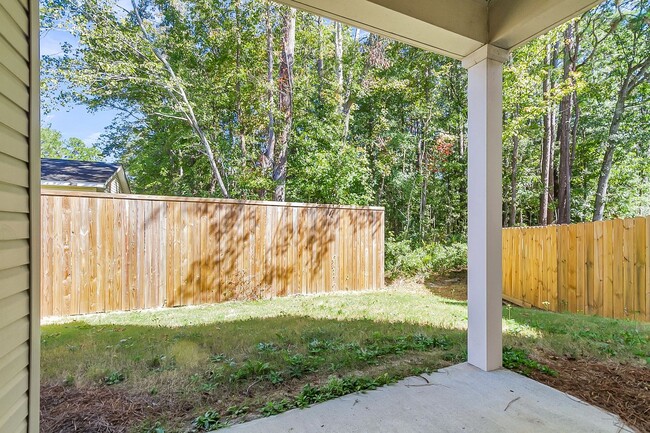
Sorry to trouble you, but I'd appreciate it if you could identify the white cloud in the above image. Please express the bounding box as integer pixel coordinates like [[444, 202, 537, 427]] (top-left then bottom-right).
[[84, 132, 102, 146]]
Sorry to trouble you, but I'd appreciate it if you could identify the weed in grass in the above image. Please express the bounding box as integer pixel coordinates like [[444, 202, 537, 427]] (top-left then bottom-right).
[[226, 405, 249, 417], [209, 353, 227, 363], [257, 342, 280, 352], [63, 374, 74, 387], [267, 370, 284, 385], [193, 410, 222, 431], [203, 367, 225, 384], [285, 353, 321, 378], [199, 381, 216, 393], [146, 355, 167, 371], [350, 333, 452, 365], [104, 371, 125, 385], [261, 399, 293, 417], [502, 347, 557, 377], [231, 360, 273, 381], [307, 338, 338, 354], [289, 374, 398, 410]]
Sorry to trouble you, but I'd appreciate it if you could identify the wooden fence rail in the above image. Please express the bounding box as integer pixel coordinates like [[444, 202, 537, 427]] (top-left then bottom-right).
[[502, 217, 649, 322], [41, 191, 384, 318]]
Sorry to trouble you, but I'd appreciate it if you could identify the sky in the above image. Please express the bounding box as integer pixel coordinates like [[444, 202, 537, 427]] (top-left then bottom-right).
[[40, 9, 123, 149]]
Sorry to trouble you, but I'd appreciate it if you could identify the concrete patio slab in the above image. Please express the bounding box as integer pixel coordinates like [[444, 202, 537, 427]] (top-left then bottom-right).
[[220, 363, 632, 433]]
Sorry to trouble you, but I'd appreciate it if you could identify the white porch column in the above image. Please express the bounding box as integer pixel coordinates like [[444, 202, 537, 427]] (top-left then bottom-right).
[[462, 45, 508, 372]]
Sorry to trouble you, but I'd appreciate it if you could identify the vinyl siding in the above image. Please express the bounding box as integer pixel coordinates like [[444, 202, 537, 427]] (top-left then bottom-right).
[[0, 0, 38, 430]]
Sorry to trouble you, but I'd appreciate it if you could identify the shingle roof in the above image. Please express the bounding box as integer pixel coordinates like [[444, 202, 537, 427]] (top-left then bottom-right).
[[41, 158, 122, 186]]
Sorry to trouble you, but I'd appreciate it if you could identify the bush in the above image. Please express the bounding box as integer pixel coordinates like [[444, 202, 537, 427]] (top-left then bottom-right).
[[424, 243, 467, 274], [385, 239, 429, 278], [385, 238, 467, 279]]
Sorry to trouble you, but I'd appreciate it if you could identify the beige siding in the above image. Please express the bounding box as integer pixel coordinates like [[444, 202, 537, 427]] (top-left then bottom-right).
[[0, 0, 38, 430], [107, 178, 121, 193]]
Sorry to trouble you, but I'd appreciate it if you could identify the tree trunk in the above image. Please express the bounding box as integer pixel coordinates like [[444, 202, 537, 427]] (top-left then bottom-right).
[[273, 7, 296, 201], [557, 22, 577, 224], [262, 3, 275, 173], [509, 131, 519, 227], [235, 0, 246, 157], [539, 42, 556, 225], [593, 87, 627, 221], [131, 0, 228, 197], [335, 21, 344, 94], [419, 174, 428, 238], [341, 29, 361, 139], [316, 16, 324, 98], [593, 56, 650, 221]]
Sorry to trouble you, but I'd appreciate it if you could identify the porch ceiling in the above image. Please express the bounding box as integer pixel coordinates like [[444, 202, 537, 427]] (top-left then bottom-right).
[[275, 0, 603, 58]]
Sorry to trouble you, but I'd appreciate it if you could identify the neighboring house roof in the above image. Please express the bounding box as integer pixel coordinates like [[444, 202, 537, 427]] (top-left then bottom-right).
[[41, 158, 131, 193]]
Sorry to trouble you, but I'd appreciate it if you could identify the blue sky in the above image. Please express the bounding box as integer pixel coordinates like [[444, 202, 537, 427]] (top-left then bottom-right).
[[40, 12, 121, 149]]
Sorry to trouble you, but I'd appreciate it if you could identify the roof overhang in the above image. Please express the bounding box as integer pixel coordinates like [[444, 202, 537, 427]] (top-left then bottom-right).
[[41, 181, 105, 188], [110, 165, 132, 194], [275, 0, 603, 59]]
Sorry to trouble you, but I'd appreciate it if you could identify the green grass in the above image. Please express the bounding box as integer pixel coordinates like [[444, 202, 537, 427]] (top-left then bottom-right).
[[41, 283, 649, 432]]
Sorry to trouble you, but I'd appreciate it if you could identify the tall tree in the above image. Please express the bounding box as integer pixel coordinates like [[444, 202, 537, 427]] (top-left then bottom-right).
[[556, 21, 578, 224], [273, 7, 296, 201], [592, 0, 650, 220], [540, 41, 558, 225]]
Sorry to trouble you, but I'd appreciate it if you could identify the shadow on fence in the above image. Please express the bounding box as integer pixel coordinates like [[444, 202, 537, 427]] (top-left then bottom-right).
[[40, 191, 385, 318]]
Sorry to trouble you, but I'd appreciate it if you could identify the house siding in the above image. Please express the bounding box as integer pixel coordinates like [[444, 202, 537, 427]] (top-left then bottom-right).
[[107, 177, 121, 193], [0, 0, 38, 430]]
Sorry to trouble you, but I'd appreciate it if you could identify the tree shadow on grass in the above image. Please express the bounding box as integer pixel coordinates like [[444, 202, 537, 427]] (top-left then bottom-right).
[[41, 315, 472, 432]]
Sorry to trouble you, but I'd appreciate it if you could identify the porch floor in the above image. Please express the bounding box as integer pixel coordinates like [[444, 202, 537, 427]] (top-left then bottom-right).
[[219, 363, 631, 433]]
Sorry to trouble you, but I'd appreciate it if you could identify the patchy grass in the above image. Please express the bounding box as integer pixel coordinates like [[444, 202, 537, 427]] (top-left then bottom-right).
[[41, 281, 648, 432]]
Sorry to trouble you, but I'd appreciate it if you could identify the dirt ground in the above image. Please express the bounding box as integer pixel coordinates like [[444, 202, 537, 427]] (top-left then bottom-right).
[[39, 383, 181, 433], [424, 271, 468, 301], [529, 353, 650, 432]]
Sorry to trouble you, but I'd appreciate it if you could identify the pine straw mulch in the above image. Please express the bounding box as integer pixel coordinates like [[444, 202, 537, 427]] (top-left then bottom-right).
[[40, 383, 190, 433], [529, 352, 650, 433], [40, 357, 649, 433]]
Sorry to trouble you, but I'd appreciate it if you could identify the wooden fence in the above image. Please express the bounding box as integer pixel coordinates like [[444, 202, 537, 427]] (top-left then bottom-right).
[[41, 191, 384, 317], [502, 217, 649, 321]]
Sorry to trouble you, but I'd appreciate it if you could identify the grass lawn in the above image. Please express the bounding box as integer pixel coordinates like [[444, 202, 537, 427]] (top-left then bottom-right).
[[41, 279, 649, 433]]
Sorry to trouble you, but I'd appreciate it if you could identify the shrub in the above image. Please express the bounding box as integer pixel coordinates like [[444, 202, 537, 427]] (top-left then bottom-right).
[[385, 239, 428, 278], [424, 243, 467, 274], [385, 238, 467, 278]]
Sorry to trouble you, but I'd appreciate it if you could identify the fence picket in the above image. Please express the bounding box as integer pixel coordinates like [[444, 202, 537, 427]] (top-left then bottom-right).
[[503, 217, 649, 322], [41, 191, 384, 318]]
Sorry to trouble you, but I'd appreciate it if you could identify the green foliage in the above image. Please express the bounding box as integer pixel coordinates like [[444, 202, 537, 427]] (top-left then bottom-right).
[[260, 399, 292, 417], [294, 374, 396, 408], [41, 126, 103, 161], [385, 238, 467, 278], [230, 360, 273, 382], [192, 410, 222, 431], [104, 371, 125, 385], [502, 347, 557, 377], [261, 374, 397, 416], [41, 0, 650, 245]]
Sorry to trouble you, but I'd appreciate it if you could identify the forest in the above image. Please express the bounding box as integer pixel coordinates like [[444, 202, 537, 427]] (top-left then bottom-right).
[[42, 0, 649, 254]]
